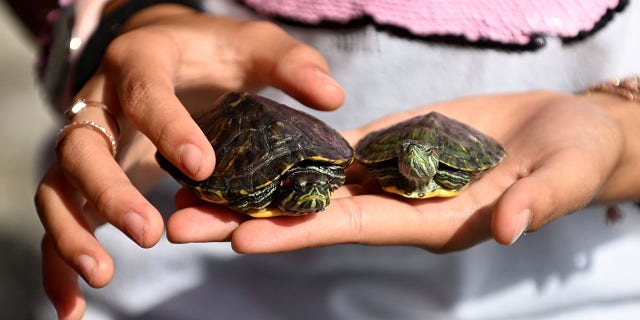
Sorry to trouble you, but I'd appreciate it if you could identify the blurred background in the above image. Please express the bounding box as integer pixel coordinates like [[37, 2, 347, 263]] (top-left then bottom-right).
[[0, 2, 58, 318]]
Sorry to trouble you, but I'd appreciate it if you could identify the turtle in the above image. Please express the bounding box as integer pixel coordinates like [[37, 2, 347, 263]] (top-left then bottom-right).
[[156, 92, 354, 217], [355, 111, 505, 198]]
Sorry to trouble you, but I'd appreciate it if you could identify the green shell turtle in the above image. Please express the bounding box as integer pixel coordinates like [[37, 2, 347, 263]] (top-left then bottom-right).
[[355, 112, 505, 198], [156, 92, 354, 217]]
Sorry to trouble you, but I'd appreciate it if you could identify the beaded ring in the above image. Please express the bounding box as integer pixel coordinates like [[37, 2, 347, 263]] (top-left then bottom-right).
[[55, 120, 118, 156]]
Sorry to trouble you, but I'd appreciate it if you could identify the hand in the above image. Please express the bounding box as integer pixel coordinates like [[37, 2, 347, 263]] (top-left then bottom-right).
[[34, 7, 344, 320], [168, 91, 640, 253]]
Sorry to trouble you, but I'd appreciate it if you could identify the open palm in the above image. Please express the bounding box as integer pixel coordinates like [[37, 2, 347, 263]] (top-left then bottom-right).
[[168, 91, 625, 253]]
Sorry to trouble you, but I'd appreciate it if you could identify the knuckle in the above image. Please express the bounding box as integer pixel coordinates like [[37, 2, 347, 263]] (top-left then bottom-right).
[[57, 137, 91, 174], [51, 231, 70, 253], [103, 34, 176, 117], [33, 182, 59, 225], [103, 30, 173, 69], [119, 79, 175, 140], [120, 75, 160, 112], [155, 115, 176, 143], [90, 183, 125, 220], [49, 224, 78, 259], [152, 115, 183, 155]]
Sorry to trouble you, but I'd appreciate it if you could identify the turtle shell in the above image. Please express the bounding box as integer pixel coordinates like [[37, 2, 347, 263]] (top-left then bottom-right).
[[355, 111, 505, 198], [356, 112, 504, 171], [157, 92, 353, 213]]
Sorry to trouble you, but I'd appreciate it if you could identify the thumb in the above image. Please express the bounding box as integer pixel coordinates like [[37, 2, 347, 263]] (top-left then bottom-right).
[[492, 153, 597, 245]]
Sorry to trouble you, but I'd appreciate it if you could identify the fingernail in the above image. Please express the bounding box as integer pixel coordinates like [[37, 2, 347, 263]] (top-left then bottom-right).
[[123, 211, 146, 245], [510, 209, 532, 245], [77, 254, 97, 283], [179, 144, 203, 177]]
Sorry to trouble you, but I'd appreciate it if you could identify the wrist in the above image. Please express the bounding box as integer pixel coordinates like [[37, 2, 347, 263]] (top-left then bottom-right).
[[577, 92, 640, 202]]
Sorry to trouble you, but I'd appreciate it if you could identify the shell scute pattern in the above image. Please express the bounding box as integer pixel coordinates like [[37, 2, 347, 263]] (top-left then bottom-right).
[[355, 112, 505, 198], [157, 92, 353, 215]]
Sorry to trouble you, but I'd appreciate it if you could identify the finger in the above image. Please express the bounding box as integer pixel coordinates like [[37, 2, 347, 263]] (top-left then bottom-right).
[[239, 21, 344, 111], [41, 234, 86, 320], [339, 129, 362, 146], [492, 151, 599, 245], [344, 162, 379, 186], [35, 164, 115, 288], [333, 183, 369, 198], [173, 186, 208, 210], [55, 119, 164, 248], [166, 206, 247, 243], [102, 32, 215, 181], [167, 184, 364, 244], [229, 194, 480, 254], [167, 188, 249, 243]]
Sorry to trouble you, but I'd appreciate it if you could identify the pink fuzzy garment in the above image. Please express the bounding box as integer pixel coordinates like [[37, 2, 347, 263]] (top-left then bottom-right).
[[243, 0, 623, 44]]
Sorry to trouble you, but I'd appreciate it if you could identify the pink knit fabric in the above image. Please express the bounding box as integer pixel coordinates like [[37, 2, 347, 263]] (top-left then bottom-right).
[[242, 0, 622, 44]]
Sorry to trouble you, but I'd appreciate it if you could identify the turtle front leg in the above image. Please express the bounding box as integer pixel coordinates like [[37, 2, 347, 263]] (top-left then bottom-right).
[[434, 167, 473, 191], [228, 182, 279, 214]]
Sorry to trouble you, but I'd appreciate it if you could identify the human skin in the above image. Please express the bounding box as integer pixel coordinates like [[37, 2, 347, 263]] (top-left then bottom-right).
[[31, 5, 640, 320], [169, 91, 640, 252]]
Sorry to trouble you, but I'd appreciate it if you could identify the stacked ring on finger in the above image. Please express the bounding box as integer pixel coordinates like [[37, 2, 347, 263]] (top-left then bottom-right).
[[55, 99, 120, 156]]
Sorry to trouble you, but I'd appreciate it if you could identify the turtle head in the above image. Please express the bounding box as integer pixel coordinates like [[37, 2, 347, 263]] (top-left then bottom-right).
[[398, 140, 438, 184], [277, 165, 345, 215]]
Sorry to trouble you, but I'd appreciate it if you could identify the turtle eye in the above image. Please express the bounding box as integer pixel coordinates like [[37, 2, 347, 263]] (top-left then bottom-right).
[[280, 176, 307, 190]]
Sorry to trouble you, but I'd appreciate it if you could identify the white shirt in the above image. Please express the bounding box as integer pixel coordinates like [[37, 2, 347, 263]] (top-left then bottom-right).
[[36, 1, 640, 319]]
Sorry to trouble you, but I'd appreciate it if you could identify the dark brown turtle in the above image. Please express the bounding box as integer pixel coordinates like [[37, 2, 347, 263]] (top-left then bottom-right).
[[157, 92, 354, 217]]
